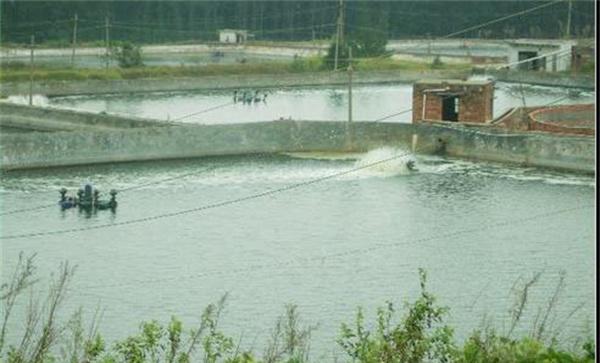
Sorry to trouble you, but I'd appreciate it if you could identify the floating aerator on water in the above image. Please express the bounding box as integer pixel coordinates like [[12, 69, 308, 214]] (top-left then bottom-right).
[[59, 183, 117, 211], [407, 160, 418, 171]]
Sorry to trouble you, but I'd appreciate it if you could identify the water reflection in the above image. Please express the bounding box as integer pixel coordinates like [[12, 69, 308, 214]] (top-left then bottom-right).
[[49, 82, 594, 124], [328, 90, 344, 107], [0, 152, 595, 355], [409, 162, 492, 212]]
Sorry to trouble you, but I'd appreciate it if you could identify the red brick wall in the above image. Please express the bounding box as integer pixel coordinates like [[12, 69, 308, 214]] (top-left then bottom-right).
[[529, 104, 595, 135], [494, 104, 595, 136], [529, 121, 594, 135], [412, 82, 494, 123]]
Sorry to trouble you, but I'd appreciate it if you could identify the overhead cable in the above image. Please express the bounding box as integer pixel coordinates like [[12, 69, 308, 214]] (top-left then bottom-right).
[[0, 152, 409, 240]]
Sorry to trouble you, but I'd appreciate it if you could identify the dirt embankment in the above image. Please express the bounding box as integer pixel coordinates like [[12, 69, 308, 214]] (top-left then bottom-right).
[[0, 69, 471, 97]]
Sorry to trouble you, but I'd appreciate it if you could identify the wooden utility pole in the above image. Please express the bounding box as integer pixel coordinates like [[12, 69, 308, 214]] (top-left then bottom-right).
[[347, 46, 353, 123], [565, 0, 572, 39], [29, 35, 35, 106], [105, 15, 110, 70], [334, 0, 342, 71], [71, 13, 78, 67], [339, 0, 344, 44]]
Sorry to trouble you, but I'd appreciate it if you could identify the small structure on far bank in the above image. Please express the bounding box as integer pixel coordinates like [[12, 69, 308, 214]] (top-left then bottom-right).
[[218, 29, 248, 44], [412, 79, 494, 123], [506, 39, 576, 72], [571, 44, 595, 74], [412, 79, 594, 136]]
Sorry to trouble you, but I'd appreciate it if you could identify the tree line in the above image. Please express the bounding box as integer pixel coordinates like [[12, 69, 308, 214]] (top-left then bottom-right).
[[1, 1, 595, 45]]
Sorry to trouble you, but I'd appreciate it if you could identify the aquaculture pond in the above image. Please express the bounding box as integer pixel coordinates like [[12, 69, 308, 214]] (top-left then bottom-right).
[[42, 81, 595, 124], [1, 150, 595, 360]]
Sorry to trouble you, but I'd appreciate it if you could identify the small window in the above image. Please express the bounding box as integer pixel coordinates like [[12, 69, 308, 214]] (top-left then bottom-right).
[[454, 97, 460, 114]]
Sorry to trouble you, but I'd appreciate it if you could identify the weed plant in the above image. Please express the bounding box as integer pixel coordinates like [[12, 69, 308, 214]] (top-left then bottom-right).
[[1, 254, 594, 363]]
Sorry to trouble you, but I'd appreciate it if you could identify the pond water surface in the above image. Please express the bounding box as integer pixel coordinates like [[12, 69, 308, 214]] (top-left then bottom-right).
[[43, 81, 595, 124], [1, 149, 595, 359]]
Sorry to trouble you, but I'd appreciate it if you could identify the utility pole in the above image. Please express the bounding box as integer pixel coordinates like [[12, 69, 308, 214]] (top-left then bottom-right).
[[565, 0, 572, 39], [347, 46, 353, 123], [105, 15, 110, 70], [334, 0, 342, 71], [339, 0, 344, 45], [71, 13, 78, 67], [29, 35, 35, 106]]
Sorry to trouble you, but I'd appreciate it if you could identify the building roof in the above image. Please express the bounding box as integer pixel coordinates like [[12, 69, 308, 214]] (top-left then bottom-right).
[[219, 29, 248, 33], [415, 79, 492, 86], [505, 39, 577, 48]]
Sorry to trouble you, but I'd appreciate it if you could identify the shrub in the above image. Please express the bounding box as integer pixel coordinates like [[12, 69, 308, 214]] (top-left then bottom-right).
[[431, 55, 444, 69], [112, 42, 144, 68], [337, 269, 456, 363]]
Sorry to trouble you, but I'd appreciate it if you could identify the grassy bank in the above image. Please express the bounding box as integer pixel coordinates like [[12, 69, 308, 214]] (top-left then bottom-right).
[[1, 255, 594, 363], [0, 57, 470, 83], [0, 39, 330, 49]]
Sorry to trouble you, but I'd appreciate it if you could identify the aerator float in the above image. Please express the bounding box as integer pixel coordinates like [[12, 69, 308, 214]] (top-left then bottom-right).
[[59, 184, 117, 211]]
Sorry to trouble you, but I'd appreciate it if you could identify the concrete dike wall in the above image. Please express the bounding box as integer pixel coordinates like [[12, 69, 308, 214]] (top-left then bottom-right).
[[480, 69, 595, 90], [0, 102, 169, 132], [0, 70, 470, 97], [415, 122, 595, 173], [1, 120, 594, 173]]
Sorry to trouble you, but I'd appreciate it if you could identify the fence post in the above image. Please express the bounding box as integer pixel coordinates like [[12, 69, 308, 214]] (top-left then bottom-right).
[[105, 15, 110, 69], [347, 46, 353, 123], [29, 35, 35, 106], [71, 13, 78, 67]]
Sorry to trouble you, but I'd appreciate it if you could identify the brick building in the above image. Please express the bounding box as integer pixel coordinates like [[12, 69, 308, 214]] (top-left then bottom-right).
[[412, 79, 494, 123]]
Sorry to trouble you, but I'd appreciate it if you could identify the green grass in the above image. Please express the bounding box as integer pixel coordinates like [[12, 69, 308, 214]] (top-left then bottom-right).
[[354, 57, 470, 72], [0, 56, 470, 83]]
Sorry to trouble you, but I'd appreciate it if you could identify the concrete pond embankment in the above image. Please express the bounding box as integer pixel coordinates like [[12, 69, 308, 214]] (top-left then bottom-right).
[[1, 117, 594, 174], [0, 102, 168, 132], [479, 69, 595, 90], [0, 69, 470, 97]]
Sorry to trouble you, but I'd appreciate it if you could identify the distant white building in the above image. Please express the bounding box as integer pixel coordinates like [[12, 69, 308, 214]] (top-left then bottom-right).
[[218, 29, 248, 44], [506, 39, 576, 72]]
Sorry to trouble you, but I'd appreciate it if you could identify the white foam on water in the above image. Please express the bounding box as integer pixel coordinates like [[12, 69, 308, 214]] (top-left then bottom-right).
[[353, 147, 417, 178], [430, 158, 596, 188], [282, 151, 362, 161], [4, 94, 50, 107]]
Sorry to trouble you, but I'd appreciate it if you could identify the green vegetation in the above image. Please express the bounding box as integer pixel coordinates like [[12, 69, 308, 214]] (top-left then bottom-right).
[[1, 254, 594, 363], [323, 3, 388, 70], [111, 42, 144, 68], [0, 56, 469, 83], [1, 1, 595, 46]]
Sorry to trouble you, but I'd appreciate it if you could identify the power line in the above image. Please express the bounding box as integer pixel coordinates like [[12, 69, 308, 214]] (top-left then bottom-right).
[[108, 24, 217, 36], [0, 152, 410, 240], [355, 0, 570, 64], [0, 100, 252, 217], [1, 19, 73, 29], [1, 91, 577, 218], [441, 0, 566, 39], [102, 5, 338, 31], [0, 163, 218, 217], [170, 101, 237, 123], [373, 108, 413, 122], [62, 204, 593, 293], [371, 92, 468, 123]]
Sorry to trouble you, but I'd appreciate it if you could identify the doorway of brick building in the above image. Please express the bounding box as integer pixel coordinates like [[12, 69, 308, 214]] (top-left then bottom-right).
[[442, 96, 459, 121]]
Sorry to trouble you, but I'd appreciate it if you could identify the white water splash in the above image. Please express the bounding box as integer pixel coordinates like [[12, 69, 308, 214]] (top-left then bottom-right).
[[354, 147, 417, 177], [4, 94, 50, 107]]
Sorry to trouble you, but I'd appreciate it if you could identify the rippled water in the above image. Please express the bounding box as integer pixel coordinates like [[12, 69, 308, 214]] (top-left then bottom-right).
[[44, 81, 595, 124], [1, 150, 595, 359]]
